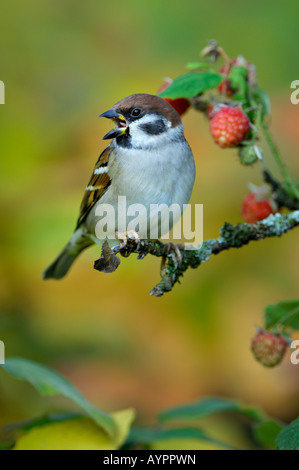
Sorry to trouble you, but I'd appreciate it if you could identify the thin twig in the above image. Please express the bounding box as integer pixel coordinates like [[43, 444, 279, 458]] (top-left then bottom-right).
[[261, 123, 299, 200], [263, 170, 299, 210]]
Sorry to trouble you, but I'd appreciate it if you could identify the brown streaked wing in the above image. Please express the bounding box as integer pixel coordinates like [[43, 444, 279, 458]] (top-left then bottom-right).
[[76, 145, 113, 228]]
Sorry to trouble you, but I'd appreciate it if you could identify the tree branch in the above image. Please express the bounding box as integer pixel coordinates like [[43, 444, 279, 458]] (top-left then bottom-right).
[[94, 211, 299, 297]]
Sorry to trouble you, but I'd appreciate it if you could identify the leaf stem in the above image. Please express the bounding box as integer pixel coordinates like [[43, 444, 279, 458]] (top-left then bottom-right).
[[261, 122, 299, 199]]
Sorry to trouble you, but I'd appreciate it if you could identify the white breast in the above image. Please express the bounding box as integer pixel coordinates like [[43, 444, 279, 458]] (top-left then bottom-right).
[[86, 126, 196, 241]]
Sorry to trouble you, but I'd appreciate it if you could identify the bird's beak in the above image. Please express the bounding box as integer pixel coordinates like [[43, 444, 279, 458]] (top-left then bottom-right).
[[99, 109, 128, 140]]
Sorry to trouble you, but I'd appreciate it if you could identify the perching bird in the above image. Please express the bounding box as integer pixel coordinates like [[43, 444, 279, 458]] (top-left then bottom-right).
[[43, 93, 195, 279]]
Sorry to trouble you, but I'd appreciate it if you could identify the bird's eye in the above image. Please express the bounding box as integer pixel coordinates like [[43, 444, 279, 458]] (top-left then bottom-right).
[[131, 108, 141, 118]]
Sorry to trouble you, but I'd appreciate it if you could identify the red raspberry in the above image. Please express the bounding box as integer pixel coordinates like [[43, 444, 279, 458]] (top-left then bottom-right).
[[209, 107, 250, 148], [157, 80, 190, 116], [251, 331, 288, 367], [242, 192, 278, 223], [163, 97, 190, 116]]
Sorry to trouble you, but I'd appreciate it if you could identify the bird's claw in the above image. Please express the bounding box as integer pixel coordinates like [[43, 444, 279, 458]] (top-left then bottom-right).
[[116, 231, 141, 257], [160, 242, 184, 276]]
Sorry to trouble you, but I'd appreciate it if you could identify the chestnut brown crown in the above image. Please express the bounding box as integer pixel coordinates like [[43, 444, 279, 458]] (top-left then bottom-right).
[[112, 93, 182, 127]]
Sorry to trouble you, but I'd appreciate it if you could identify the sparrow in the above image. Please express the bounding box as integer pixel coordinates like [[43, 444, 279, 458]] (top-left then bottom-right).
[[43, 93, 196, 279]]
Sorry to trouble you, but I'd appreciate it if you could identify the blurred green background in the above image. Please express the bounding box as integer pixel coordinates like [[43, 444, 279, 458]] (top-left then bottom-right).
[[0, 0, 299, 444]]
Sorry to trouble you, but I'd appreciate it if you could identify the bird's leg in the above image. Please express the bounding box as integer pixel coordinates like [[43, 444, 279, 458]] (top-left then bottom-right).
[[160, 242, 185, 276], [117, 230, 141, 257]]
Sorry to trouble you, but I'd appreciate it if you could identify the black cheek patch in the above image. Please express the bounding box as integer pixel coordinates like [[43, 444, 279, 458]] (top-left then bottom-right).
[[140, 119, 166, 135]]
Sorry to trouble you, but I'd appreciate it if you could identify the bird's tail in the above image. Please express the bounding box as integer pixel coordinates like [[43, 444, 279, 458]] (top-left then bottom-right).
[[42, 244, 77, 280], [42, 229, 94, 280]]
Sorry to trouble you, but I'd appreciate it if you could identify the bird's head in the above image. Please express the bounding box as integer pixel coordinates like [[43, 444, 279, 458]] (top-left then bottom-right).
[[99, 93, 184, 149]]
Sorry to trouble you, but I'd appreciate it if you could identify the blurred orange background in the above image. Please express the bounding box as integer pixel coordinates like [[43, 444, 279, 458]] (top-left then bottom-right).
[[0, 0, 298, 438]]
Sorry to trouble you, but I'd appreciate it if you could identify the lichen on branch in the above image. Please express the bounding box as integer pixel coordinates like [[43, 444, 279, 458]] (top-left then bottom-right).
[[94, 211, 299, 297]]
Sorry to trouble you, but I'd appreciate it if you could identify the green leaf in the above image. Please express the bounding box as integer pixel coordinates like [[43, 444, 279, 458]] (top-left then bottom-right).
[[128, 426, 207, 443], [264, 300, 299, 330], [0, 441, 15, 450], [276, 417, 299, 450], [158, 72, 222, 99], [281, 179, 299, 200], [253, 420, 284, 448], [159, 397, 265, 423], [226, 65, 248, 101], [252, 88, 271, 117], [4, 412, 82, 433], [127, 426, 235, 449], [1, 357, 115, 437]]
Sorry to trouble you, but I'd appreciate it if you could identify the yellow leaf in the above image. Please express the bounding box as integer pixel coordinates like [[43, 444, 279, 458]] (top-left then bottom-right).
[[112, 408, 136, 448], [14, 409, 135, 451]]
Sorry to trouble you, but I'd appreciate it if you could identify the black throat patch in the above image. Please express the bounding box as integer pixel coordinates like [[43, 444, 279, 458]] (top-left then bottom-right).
[[116, 133, 133, 149]]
